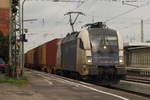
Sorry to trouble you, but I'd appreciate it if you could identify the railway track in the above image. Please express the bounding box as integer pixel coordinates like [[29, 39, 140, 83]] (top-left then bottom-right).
[[125, 75, 150, 84], [26, 68, 150, 97]]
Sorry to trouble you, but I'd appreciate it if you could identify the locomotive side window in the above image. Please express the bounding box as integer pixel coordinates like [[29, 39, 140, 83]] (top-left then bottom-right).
[[79, 39, 84, 49]]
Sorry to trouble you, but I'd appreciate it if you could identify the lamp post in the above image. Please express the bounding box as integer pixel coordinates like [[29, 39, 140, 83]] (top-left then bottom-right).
[[21, 0, 27, 76], [22, 0, 27, 35], [122, 1, 144, 42]]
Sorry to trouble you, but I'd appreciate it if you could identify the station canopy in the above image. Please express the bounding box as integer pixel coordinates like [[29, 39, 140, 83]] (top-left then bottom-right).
[[124, 43, 150, 50]]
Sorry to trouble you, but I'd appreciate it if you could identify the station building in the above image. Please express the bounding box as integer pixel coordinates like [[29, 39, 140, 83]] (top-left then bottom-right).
[[124, 43, 150, 76], [124, 43, 150, 68]]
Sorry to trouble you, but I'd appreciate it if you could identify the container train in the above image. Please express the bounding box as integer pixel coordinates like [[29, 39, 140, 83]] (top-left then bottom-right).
[[25, 22, 126, 84]]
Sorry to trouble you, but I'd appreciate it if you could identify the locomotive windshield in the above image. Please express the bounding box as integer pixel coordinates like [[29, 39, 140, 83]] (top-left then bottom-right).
[[89, 28, 118, 52], [104, 35, 118, 45], [88, 28, 119, 66]]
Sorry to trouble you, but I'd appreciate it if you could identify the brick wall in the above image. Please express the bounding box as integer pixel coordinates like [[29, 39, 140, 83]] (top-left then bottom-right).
[[0, 8, 9, 36]]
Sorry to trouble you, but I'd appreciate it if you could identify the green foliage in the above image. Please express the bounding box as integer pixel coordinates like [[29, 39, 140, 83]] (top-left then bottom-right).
[[0, 76, 28, 87], [0, 32, 9, 62]]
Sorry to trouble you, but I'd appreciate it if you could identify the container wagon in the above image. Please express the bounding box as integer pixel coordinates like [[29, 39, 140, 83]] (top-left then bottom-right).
[[25, 38, 61, 72]]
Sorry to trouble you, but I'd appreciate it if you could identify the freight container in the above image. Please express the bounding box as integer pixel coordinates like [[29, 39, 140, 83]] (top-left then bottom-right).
[[45, 38, 61, 72], [25, 51, 30, 66], [25, 38, 61, 72], [55, 40, 62, 70], [25, 49, 34, 68], [38, 46, 42, 67], [33, 47, 41, 70], [38, 44, 47, 71]]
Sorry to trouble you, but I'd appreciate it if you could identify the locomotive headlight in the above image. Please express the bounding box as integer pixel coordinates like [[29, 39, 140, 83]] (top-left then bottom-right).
[[119, 59, 123, 63], [103, 46, 107, 49], [119, 56, 124, 64], [87, 56, 92, 63], [88, 59, 92, 63]]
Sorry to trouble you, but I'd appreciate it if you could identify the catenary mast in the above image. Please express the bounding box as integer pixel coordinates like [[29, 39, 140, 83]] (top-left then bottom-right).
[[9, 0, 24, 78]]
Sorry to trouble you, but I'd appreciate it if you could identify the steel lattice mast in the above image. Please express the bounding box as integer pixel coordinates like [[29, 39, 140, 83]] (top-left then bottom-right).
[[9, 0, 23, 78]]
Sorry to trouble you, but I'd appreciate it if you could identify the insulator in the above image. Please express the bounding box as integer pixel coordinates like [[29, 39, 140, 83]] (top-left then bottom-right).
[[11, 7, 18, 13], [18, 34, 28, 42], [12, 0, 19, 6]]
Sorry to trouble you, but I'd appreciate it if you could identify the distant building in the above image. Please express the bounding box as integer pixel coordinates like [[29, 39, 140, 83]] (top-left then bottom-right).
[[0, 0, 10, 36], [124, 42, 150, 68]]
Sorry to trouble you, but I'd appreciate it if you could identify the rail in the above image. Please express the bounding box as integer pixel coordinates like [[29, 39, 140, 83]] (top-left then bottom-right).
[[125, 75, 150, 84]]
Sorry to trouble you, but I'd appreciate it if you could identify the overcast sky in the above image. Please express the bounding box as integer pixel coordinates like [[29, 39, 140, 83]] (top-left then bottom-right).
[[23, 0, 150, 52]]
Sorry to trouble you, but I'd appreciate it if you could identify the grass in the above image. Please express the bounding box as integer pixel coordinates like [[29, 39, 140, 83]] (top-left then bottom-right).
[[0, 76, 29, 87]]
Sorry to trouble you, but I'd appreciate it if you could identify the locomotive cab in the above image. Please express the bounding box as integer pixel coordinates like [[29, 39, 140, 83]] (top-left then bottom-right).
[[78, 22, 126, 83]]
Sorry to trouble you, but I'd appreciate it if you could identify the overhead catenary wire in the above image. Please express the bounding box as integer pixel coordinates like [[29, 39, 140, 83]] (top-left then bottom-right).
[[104, 8, 137, 23], [118, 18, 150, 30], [23, 0, 76, 33], [104, 1, 150, 23], [25, 0, 150, 37]]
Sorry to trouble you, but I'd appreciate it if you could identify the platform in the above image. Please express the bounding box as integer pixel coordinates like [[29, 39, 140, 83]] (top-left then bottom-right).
[[0, 69, 149, 100]]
